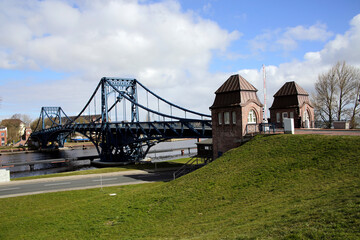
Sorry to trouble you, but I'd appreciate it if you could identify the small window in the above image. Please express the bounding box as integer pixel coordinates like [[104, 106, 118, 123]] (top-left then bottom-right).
[[224, 112, 230, 125], [1, 133, 4, 136], [276, 112, 280, 123], [218, 112, 222, 125], [290, 112, 294, 118], [282, 112, 288, 120], [247, 110, 257, 123], [232, 111, 236, 124]]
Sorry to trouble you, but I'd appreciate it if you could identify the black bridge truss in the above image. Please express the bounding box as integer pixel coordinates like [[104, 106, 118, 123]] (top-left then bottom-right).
[[31, 77, 212, 163]]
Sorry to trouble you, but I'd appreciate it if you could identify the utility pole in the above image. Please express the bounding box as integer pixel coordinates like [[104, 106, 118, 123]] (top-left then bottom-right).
[[262, 64, 267, 122]]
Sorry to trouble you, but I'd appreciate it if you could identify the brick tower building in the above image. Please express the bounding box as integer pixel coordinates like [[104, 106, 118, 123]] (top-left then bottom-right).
[[269, 81, 314, 128], [210, 74, 263, 159]]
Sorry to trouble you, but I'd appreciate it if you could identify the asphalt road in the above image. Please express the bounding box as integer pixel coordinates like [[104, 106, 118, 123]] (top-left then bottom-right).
[[0, 170, 174, 198]]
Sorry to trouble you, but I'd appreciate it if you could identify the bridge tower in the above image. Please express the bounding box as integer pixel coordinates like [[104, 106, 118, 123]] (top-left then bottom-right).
[[210, 74, 263, 160], [34, 107, 72, 148], [98, 78, 142, 163]]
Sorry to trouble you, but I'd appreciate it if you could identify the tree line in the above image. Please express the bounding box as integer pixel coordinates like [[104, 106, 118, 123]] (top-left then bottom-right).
[[313, 61, 360, 128]]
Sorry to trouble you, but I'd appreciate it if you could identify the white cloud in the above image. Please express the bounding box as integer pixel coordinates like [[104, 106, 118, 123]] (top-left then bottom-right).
[[277, 23, 333, 51], [250, 22, 333, 52], [0, 0, 239, 73], [249, 29, 279, 52], [0, 0, 240, 118], [305, 14, 360, 66], [283, 23, 333, 41]]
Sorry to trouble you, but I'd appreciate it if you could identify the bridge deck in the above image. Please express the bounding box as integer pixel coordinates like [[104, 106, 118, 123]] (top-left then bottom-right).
[[32, 120, 212, 139]]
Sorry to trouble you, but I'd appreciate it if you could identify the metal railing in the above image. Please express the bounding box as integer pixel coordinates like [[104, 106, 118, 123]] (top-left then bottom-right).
[[173, 156, 210, 179], [245, 123, 278, 136], [259, 123, 276, 134]]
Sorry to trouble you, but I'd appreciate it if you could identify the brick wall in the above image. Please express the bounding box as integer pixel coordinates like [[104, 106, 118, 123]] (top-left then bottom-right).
[[211, 102, 263, 159], [211, 106, 243, 159], [0, 128, 7, 146], [270, 108, 300, 128], [270, 104, 314, 128]]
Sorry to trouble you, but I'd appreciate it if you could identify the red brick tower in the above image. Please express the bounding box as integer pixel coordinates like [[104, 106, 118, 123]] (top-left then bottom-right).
[[269, 81, 314, 128], [210, 74, 263, 159]]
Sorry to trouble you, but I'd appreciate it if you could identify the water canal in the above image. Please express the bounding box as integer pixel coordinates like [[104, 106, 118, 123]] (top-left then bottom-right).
[[0, 139, 198, 179]]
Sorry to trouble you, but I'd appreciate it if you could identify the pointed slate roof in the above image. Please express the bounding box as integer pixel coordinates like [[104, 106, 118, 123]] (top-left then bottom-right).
[[270, 81, 312, 109], [210, 74, 262, 109], [273, 81, 308, 97], [215, 74, 257, 93]]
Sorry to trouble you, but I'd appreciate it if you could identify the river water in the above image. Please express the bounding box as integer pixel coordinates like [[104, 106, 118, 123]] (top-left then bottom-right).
[[0, 139, 199, 179]]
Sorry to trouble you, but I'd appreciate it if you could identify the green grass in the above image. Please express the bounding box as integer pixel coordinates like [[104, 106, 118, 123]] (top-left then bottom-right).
[[0, 146, 27, 150], [13, 158, 191, 181], [1, 135, 359, 239]]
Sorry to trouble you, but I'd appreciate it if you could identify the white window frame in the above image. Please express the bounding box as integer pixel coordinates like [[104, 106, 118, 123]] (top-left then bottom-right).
[[232, 111, 236, 124], [218, 112, 222, 125], [247, 109, 257, 124], [304, 110, 309, 121], [276, 112, 280, 123], [224, 112, 230, 125]]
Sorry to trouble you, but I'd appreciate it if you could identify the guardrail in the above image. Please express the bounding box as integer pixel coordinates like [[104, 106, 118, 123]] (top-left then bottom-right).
[[0, 155, 99, 169], [259, 123, 276, 134], [173, 156, 211, 179], [245, 123, 277, 136]]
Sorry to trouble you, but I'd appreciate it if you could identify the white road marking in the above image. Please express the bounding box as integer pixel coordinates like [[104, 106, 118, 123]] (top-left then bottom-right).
[[0, 187, 21, 191], [44, 182, 72, 187], [92, 178, 118, 182]]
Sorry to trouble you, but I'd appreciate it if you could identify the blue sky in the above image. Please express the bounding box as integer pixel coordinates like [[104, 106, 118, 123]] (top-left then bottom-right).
[[0, 0, 360, 120], [181, 0, 360, 70]]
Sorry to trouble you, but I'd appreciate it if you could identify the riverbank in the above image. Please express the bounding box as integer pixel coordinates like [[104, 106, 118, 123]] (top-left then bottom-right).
[[11, 157, 190, 181], [0, 142, 94, 154], [0, 147, 30, 154], [1, 139, 198, 179]]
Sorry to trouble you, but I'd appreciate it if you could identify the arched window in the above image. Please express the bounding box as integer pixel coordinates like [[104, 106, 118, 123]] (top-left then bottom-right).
[[303, 110, 310, 121], [247, 109, 257, 123]]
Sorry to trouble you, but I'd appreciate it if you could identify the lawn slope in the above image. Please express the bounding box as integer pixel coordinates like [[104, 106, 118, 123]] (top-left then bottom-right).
[[0, 134, 359, 239]]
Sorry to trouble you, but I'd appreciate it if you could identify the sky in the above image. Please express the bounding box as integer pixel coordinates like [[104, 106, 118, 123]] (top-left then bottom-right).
[[0, 0, 360, 121]]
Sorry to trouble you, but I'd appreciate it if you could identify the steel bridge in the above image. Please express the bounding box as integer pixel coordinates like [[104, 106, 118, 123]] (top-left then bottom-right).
[[30, 77, 212, 163]]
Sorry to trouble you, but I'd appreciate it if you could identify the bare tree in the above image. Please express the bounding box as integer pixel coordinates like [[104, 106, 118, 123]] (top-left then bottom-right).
[[349, 73, 360, 128], [11, 113, 32, 126], [314, 67, 337, 128], [314, 61, 360, 128], [21, 114, 32, 126], [335, 61, 358, 121], [11, 113, 22, 119]]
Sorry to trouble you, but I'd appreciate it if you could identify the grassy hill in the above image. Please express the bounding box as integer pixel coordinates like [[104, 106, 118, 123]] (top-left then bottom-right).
[[1, 134, 359, 239]]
